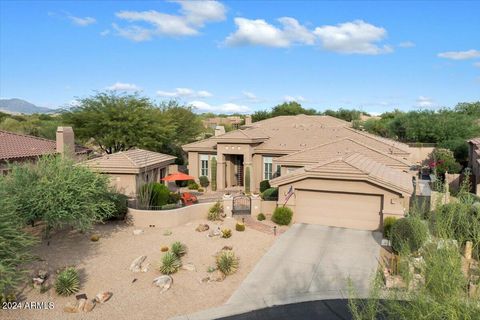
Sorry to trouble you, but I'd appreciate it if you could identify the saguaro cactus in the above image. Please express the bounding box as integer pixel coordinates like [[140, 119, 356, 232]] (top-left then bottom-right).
[[211, 157, 217, 191], [244, 166, 251, 194]]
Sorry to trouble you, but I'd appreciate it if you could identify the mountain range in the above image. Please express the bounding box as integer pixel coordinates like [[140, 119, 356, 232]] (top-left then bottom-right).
[[0, 98, 53, 114]]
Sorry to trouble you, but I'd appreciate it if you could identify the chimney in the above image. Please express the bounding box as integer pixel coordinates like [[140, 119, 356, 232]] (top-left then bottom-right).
[[245, 115, 252, 126], [214, 125, 226, 136], [56, 127, 75, 158]]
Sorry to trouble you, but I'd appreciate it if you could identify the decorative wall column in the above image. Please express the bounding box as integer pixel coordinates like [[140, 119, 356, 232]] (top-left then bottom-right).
[[187, 152, 199, 177], [216, 152, 226, 191], [250, 195, 261, 217], [223, 194, 233, 217]]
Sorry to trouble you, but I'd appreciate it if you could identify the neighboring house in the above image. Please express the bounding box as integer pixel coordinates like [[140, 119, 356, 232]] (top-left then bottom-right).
[[82, 148, 176, 197], [468, 138, 480, 195], [183, 114, 415, 230], [202, 116, 243, 130], [0, 127, 90, 174]]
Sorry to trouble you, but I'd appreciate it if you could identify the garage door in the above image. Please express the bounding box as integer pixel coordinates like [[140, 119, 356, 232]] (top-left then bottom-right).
[[295, 190, 382, 230]]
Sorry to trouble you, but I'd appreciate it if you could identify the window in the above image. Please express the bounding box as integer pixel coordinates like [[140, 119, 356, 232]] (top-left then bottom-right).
[[200, 154, 209, 177], [263, 156, 273, 180]]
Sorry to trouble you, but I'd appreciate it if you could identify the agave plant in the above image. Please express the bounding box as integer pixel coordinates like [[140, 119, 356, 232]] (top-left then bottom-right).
[[171, 241, 187, 258], [216, 250, 239, 275], [159, 252, 181, 275], [55, 267, 80, 296]]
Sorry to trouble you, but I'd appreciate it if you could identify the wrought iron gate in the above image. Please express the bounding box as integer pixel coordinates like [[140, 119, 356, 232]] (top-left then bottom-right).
[[232, 195, 251, 215]]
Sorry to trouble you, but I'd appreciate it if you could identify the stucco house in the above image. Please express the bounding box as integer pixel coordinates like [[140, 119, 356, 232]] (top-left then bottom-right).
[[82, 148, 176, 197], [183, 114, 416, 230], [468, 138, 480, 195], [0, 127, 90, 174]]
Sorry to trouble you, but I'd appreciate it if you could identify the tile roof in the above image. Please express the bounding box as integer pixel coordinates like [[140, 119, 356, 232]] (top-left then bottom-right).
[[0, 130, 89, 161], [275, 138, 411, 169], [271, 152, 413, 195], [82, 148, 176, 173], [183, 115, 410, 155], [468, 137, 480, 145]]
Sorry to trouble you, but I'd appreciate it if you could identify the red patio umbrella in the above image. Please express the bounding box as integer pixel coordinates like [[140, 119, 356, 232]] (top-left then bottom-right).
[[161, 172, 195, 181]]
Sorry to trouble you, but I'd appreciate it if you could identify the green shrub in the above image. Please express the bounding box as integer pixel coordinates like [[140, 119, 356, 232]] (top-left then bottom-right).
[[216, 250, 239, 275], [383, 216, 397, 240], [167, 192, 181, 205], [187, 180, 199, 190], [260, 180, 271, 193], [221, 228, 232, 238], [161, 203, 181, 210], [262, 187, 279, 201], [211, 158, 217, 191], [159, 252, 181, 274], [106, 192, 128, 220], [55, 268, 80, 296], [257, 213, 266, 221], [272, 206, 293, 225], [235, 222, 245, 232], [139, 182, 170, 207], [199, 176, 209, 188], [90, 234, 100, 241], [171, 241, 187, 258], [244, 167, 251, 194], [208, 201, 223, 221], [391, 216, 429, 253]]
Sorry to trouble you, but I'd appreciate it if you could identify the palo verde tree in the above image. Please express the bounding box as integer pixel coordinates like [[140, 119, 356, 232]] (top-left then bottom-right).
[[0, 176, 37, 295], [3, 155, 116, 237]]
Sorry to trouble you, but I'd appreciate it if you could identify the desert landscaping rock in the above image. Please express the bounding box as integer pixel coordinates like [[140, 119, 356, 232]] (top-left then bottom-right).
[[195, 224, 210, 232], [133, 229, 144, 236], [153, 275, 173, 293], [208, 270, 225, 282], [95, 291, 113, 304], [129, 255, 147, 273], [63, 302, 79, 313], [208, 227, 221, 238], [181, 263, 196, 271], [222, 245, 233, 251], [83, 299, 96, 312]]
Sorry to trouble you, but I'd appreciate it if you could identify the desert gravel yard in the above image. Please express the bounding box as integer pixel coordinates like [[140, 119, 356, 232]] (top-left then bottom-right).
[[3, 218, 275, 320]]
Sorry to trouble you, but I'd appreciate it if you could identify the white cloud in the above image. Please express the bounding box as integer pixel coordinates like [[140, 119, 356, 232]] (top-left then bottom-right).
[[106, 82, 140, 91], [242, 91, 257, 100], [438, 49, 480, 60], [313, 20, 392, 55], [225, 17, 391, 55], [284, 95, 306, 102], [416, 96, 434, 108], [100, 29, 110, 36], [398, 41, 415, 48], [189, 100, 251, 113], [225, 17, 314, 48], [156, 88, 213, 98], [474, 62, 480, 68], [68, 15, 96, 26], [114, 1, 226, 41]]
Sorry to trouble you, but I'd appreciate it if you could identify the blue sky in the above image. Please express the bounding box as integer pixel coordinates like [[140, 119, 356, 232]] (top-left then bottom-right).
[[0, 0, 479, 114]]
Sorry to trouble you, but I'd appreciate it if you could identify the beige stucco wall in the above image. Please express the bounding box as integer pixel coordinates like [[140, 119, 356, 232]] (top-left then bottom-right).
[[278, 178, 408, 221], [261, 200, 277, 215], [108, 174, 137, 197], [127, 202, 214, 228], [409, 146, 435, 165], [187, 152, 199, 179]]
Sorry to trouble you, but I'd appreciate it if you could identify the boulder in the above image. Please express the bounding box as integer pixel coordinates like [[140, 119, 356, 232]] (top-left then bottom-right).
[[77, 298, 87, 312], [153, 275, 173, 293], [95, 291, 113, 304], [63, 302, 79, 313], [181, 263, 196, 271], [32, 277, 45, 289], [129, 255, 147, 273], [196, 224, 210, 232], [133, 229, 144, 236], [209, 270, 225, 282], [208, 227, 221, 238], [141, 262, 150, 273], [83, 299, 96, 312]]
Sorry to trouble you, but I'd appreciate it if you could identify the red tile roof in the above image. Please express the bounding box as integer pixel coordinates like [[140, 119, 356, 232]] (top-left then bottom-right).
[[0, 130, 90, 161]]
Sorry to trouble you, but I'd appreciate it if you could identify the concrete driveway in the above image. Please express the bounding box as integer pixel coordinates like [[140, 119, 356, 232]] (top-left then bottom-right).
[[228, 223, 381, 308], [171, 224, 381, 320]]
